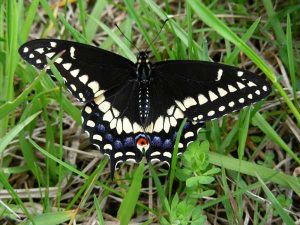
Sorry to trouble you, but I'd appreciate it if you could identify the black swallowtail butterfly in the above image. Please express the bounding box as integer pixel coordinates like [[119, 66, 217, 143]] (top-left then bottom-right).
[[19, 39, 271, 176]]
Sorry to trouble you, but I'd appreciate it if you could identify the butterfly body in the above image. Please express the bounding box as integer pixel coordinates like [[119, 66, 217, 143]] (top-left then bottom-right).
[[19, 39, 271, 176]]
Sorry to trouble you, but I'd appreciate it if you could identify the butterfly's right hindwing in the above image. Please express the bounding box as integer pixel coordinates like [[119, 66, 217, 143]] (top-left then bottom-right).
[[19, 39, 135, 103]]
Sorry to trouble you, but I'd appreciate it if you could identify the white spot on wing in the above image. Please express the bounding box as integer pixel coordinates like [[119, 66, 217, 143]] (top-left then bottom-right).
[[94, 94, 105, 105], [55, 58, 63, 64], [237, 82, 245, 89], [228, 85, 237, 92], [70, 84, 77, 91], [98, 101, 111, 112], [164, 117, 170, 133], [207, 110, 215, 116], [173, 108, 184, 119], [35, 48, 44, 54], [45, 52, 55, 58], [183, 97, 197, 108], [133, 122, 143, 133], [163, 152, 172, 158], [29, 53, 34, 58], [219, 106, 225, 111], [70, 47, 76, 59], [228, 101, 235, 107], [239, 98, 245, 103], [208, 91, 218, 101], [116, 119, 123, 134], [175, 100, 186, 111], [93, 134, 102, 141], [115, 152, 123, 158], [216, 69, 223, 81], [153, 116, 164, 133], [123, 117, 133, 133], [151, 151, 161, 156], [104, 144, 112, 150], [87, 120, 95, 127], [103, 110, 113, 122], [237, 71, 244, 77], [170, 117, 177, 127], [110, 118, 117, 129], [50, 42, 57, 47], [23, 47, 29, 53], [63, 63, 72, 70], [167, 105, 175, 115], [263, 85, 268, 91], [247, 81, 257, 87], [85, 106, 92, 114], [184, 131, 194, 139], [218, 88, 227, 97], [79, 75, 88, 84], [198, 94, 208, 105], [36, 59, 41, 64], [70, 69, 80, 77], [88, 81, 100, 94]]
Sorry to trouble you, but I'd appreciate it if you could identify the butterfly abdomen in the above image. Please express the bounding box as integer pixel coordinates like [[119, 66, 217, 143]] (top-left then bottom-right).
[[138, 83, 150, 125]]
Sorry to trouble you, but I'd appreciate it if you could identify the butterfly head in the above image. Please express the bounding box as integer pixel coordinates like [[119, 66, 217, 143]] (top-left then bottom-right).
[[137, 51, 150, 64]]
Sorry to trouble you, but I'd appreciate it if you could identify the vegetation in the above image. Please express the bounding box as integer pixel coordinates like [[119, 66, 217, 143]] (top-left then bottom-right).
[[0, 0, 299, 224]]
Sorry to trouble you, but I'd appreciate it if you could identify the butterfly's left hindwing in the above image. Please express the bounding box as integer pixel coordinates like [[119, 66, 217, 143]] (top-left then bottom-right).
[[19, 39, 135, 103]]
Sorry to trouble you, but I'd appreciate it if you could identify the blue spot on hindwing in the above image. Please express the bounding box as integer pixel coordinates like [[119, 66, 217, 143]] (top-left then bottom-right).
[[96, 124, 105, 133], [105, 133, 113, 142], [151, 136, 162, 147], [114, 140, 123, 150], [124, 137, 135, 147], [162, 139, 172, 149]]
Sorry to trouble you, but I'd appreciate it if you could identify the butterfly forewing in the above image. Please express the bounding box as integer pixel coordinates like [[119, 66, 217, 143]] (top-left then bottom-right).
[[152, 61, 271, 122], [19, 39, 135, 103]]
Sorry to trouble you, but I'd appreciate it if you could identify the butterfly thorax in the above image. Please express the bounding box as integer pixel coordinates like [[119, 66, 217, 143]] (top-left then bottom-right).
[[136, 52, 151, 125]]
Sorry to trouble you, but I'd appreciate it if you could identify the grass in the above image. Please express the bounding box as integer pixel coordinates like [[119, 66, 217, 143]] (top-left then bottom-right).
[[0, 0, 300, 224]]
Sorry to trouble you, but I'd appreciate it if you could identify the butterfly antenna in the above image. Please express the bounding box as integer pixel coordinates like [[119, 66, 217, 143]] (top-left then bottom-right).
[[115, 23, 141, 52], [145, 18, 169, 52]]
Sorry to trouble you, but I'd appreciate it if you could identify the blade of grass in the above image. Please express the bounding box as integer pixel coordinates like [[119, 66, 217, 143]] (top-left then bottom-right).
[[208, 151, 300, 196], [90, 17, 136, 61], [20, 0, 39, 43], [94, 195, 105, 225], [117, 162, 144, 225], [256, 174, 295, 224], [0, 111, 41, 154], [85, 0, 107, 43], [252, 112, 300, 165], [286, 14, 298, 110]]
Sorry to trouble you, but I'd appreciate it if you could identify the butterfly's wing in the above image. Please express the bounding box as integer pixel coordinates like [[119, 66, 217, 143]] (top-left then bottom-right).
[[145, 78, 204, 166], [151, 60, 271, 123], [144, 60, 271, 164], [82, 81, 145, 176], [19, 39, 142, 176], [19, 39, 135, 103]]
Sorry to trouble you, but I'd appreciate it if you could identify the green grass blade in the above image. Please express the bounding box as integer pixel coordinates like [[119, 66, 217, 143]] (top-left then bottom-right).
[[90, 17, 136, 61], [0, 111, 41, 154], [209, 151, 300, 195], [286, 14, 298, 110], [252, 112, 300, 165], [117, 162, 144, 225], [94, 195, 105, 225], [256, 174, 295, 225], [85, 0, 107, 43], [21, 211, 74, 225], [20, 0, 39, 43]]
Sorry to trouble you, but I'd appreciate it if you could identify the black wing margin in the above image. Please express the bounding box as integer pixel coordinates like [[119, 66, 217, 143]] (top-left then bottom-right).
[[19, 39, 136, 103], [151, 60, 271, 123]]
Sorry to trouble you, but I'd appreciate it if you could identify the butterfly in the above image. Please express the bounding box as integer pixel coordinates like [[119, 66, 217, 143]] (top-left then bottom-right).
[[19, 39, 271, 176]]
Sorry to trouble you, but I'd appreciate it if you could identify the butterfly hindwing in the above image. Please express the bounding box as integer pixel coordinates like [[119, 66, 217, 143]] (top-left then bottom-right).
[[19, 39, 135, 103], [152, 61, 271, 122]]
